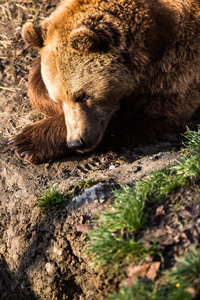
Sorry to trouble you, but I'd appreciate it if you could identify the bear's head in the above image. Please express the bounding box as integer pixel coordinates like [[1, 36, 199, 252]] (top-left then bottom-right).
[[22, 6, 134, 152]]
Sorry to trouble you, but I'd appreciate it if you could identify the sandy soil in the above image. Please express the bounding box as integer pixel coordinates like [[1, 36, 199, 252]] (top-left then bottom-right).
[[1, 1, 200, 299]]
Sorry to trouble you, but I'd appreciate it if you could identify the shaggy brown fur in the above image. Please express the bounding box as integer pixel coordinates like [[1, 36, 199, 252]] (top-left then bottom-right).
[[10, 0, 200, 164], [28, 57, 63, 117]]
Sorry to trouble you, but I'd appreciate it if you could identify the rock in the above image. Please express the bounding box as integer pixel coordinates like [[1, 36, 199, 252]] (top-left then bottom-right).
[[72, 184, 105, 203], [45, 262, 57, 276], [140, 145, 159, 155]]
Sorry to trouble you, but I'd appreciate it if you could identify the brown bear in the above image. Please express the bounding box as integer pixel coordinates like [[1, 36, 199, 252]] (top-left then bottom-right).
[[9, 0, 200, 164]]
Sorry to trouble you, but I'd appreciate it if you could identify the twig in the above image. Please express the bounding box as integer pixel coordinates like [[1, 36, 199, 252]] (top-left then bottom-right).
[[0, 86, 21, 92], [8, 119, 17, 134]]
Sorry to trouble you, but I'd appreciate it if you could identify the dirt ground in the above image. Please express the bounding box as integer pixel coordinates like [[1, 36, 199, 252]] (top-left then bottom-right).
[[0, 1, 200, 299]]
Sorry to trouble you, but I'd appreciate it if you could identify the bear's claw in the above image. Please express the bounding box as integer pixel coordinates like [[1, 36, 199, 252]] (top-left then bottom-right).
[[8, 140, 14, 145], [20, 151, 28, 157], [10, 146, 18, 151]]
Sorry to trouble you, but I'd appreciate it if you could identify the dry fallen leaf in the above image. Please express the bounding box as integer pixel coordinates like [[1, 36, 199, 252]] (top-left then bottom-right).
[[165, 225, 173, 234], [156, 205, 166, 217], [178, 210, 193, 219], [76, 224, 93, 234], [160, 235, 174, 246], [145, 261, 161, 280], [181, 232, 187, 240], [125, 277, 137, 287], [187, 287, 196, 297], [126, 261, 161, 287], [193, 277, 200, 287], [144, 255, 153, 263]]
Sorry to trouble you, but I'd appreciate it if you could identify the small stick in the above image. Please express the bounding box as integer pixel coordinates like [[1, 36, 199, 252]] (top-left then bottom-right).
[[0, 86, 21, 92]]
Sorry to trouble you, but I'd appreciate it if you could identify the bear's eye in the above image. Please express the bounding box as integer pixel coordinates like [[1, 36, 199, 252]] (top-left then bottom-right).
[[74, 92, 87, 103]]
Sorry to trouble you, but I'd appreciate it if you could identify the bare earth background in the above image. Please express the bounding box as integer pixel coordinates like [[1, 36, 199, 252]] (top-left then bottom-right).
[[1, 1, 200, 299]]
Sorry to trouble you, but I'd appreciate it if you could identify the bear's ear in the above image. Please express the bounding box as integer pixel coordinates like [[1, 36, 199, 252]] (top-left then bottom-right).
[[68, 27, 100, 53], [68, 24, 125, 53], [22, 23, 45, 48]]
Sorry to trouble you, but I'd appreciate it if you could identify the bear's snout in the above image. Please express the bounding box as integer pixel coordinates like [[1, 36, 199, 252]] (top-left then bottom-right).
[[67, 128, 103, 153], [67, 138, 85, 150], [63, 102, 108, 152]]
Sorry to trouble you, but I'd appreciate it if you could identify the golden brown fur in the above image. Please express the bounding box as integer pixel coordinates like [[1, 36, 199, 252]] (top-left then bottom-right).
[[10, 0, 200, 164]]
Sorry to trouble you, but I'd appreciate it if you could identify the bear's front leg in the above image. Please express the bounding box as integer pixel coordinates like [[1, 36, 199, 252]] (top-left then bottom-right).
[[9, 113, 75, 164]]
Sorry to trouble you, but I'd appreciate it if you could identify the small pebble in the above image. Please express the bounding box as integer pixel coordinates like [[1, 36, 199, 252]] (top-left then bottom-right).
[[109, 165, 115, 170], [0, 71, 3, 81], [132, 166, 142, 173]]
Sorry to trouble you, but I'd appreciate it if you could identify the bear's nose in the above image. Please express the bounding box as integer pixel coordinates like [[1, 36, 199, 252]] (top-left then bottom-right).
[[67, 139, 85, 150]]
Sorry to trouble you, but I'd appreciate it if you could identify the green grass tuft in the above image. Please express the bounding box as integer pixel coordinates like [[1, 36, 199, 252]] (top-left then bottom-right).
[[107, 280, 192, 300], [76, 179, 98, 189], [108, 185, 146, 232], [36, 186, 69, 211], [86, 184, 160, 269], [174, 127, 200, 178], [86, 127, 200, 296], [87, 229, 159, 269], [169, 247, 200, 288]]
